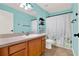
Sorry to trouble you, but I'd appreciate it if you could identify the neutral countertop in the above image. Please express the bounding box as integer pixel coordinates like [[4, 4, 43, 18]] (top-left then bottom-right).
[[0, 33, 46, 48]]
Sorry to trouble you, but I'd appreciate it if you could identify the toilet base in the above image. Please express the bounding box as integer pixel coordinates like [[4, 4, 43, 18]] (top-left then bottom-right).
[[46, 43, 53, 49], [46, 39, 54, 49]]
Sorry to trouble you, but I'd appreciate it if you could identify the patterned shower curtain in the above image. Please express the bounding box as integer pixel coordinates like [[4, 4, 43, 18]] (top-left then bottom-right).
[[46, 13, 71, 49]]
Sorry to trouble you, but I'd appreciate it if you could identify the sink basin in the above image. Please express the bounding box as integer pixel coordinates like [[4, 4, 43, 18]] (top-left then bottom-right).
[[22, 34, 39, 38], [22, 33, 46, 38], [28, 34, 39, 36]]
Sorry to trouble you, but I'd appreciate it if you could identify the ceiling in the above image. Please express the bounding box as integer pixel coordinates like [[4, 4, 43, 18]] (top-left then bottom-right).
[[5, 3, 72, 16], [5, 3, 37, 16], [37, 3, 72, 13]]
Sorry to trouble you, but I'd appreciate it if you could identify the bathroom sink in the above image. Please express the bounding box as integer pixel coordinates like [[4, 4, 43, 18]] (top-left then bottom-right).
[[22, 34, 39, 38], [28, 34, 39, 36], [22, 33, 46, 39], [27, 33, 46, 37]]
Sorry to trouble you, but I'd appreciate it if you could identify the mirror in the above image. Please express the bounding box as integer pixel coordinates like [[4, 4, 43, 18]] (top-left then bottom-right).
[[0, 10, 13, 34]]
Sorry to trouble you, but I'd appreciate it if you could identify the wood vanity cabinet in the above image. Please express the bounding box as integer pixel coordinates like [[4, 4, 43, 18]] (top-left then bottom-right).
[[0, 36, 46, 56], [0, 42, 27, 56], [0, 47, 8, 56], [41, 36, 46, 53], [28, 36, 46, 56], [9, 42, 26, 56], [28, 37, 42, 56], [25, 42, 29, 56], [9, 42, 26, 55], [10, 49, 25, 56]]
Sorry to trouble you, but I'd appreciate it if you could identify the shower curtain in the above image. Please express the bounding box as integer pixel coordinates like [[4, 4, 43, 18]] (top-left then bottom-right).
[[46, 13, 71, 49]]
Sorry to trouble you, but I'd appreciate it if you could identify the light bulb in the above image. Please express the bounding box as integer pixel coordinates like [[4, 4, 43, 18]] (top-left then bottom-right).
[[20, 3, 32, 10], [25, 6, 28, 10], [20, 3, 26, 8], [20, 4, 24, 8], [25, 4, 32, 10], [27, 4, 32, 9], [21, 3, 26, 6]]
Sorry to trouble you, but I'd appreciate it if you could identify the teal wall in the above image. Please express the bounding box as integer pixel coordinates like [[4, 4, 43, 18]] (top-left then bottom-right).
[[30, 3, 49, 33], [31, 3, 78, 56], [13, 12, 32, 33], [30, 3, 72, 33], [0, 4, 35, 33], [71, 3, 78, 56], [0, 3, 73, 34]]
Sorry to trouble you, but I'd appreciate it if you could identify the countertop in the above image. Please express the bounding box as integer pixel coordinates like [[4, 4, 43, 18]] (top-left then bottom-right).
[[0, 33, 46, 48]]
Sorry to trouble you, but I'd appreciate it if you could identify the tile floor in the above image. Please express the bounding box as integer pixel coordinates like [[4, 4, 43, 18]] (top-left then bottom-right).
[[42, 45, 73, 56]]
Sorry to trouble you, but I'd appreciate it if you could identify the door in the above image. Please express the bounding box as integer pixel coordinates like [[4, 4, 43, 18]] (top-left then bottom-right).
[[71, 4, 78, 56]]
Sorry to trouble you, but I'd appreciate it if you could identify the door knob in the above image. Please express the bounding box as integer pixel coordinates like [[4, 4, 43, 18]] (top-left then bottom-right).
[[74, 33, 79, 37]]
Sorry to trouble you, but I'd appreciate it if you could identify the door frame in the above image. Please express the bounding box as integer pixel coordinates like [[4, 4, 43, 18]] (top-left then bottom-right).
[[71, 4, 78, 56]]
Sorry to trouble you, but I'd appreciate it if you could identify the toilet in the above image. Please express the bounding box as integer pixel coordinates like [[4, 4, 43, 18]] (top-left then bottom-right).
[[46, 39, 54, 49]]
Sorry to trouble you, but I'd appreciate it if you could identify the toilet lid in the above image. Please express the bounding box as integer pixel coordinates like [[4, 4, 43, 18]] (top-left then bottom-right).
[[46, 39, 54, 42]]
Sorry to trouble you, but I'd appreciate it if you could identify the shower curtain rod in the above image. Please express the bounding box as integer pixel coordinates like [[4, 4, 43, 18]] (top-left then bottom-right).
[[32, 11, 72, 21], [47, 11, 72, 18]]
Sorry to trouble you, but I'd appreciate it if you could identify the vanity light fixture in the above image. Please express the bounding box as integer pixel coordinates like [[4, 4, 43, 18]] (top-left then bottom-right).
[[19, 3, 26, 8], [20, 3, 32, 10], [25, 3, 32, 10]]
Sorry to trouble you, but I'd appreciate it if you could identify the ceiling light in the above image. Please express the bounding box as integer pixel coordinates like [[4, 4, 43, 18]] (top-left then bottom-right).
[[25, 4, 32, 10], [20, 3, 32, 10], [20, 3, 26, 8], [27, 4, 32, 9], [24, 6, 28, 10]]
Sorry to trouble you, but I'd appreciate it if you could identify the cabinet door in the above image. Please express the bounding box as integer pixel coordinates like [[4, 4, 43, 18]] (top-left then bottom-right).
[[10, 49, 25, 56], [9, 42, 26, 54], [41, 37, 46, 53], [0, 47, 8, 56], [25, 42, 28, 56], [28, 38, 41, 56]]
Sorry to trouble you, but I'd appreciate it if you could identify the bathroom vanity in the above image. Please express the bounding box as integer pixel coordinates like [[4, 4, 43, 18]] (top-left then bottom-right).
[[0, 34, 46, 56]]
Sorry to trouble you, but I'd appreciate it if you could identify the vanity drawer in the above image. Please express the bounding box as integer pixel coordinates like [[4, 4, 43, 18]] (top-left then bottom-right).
[[10, 49, 25, 56], [9, 42, 26, 54]]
